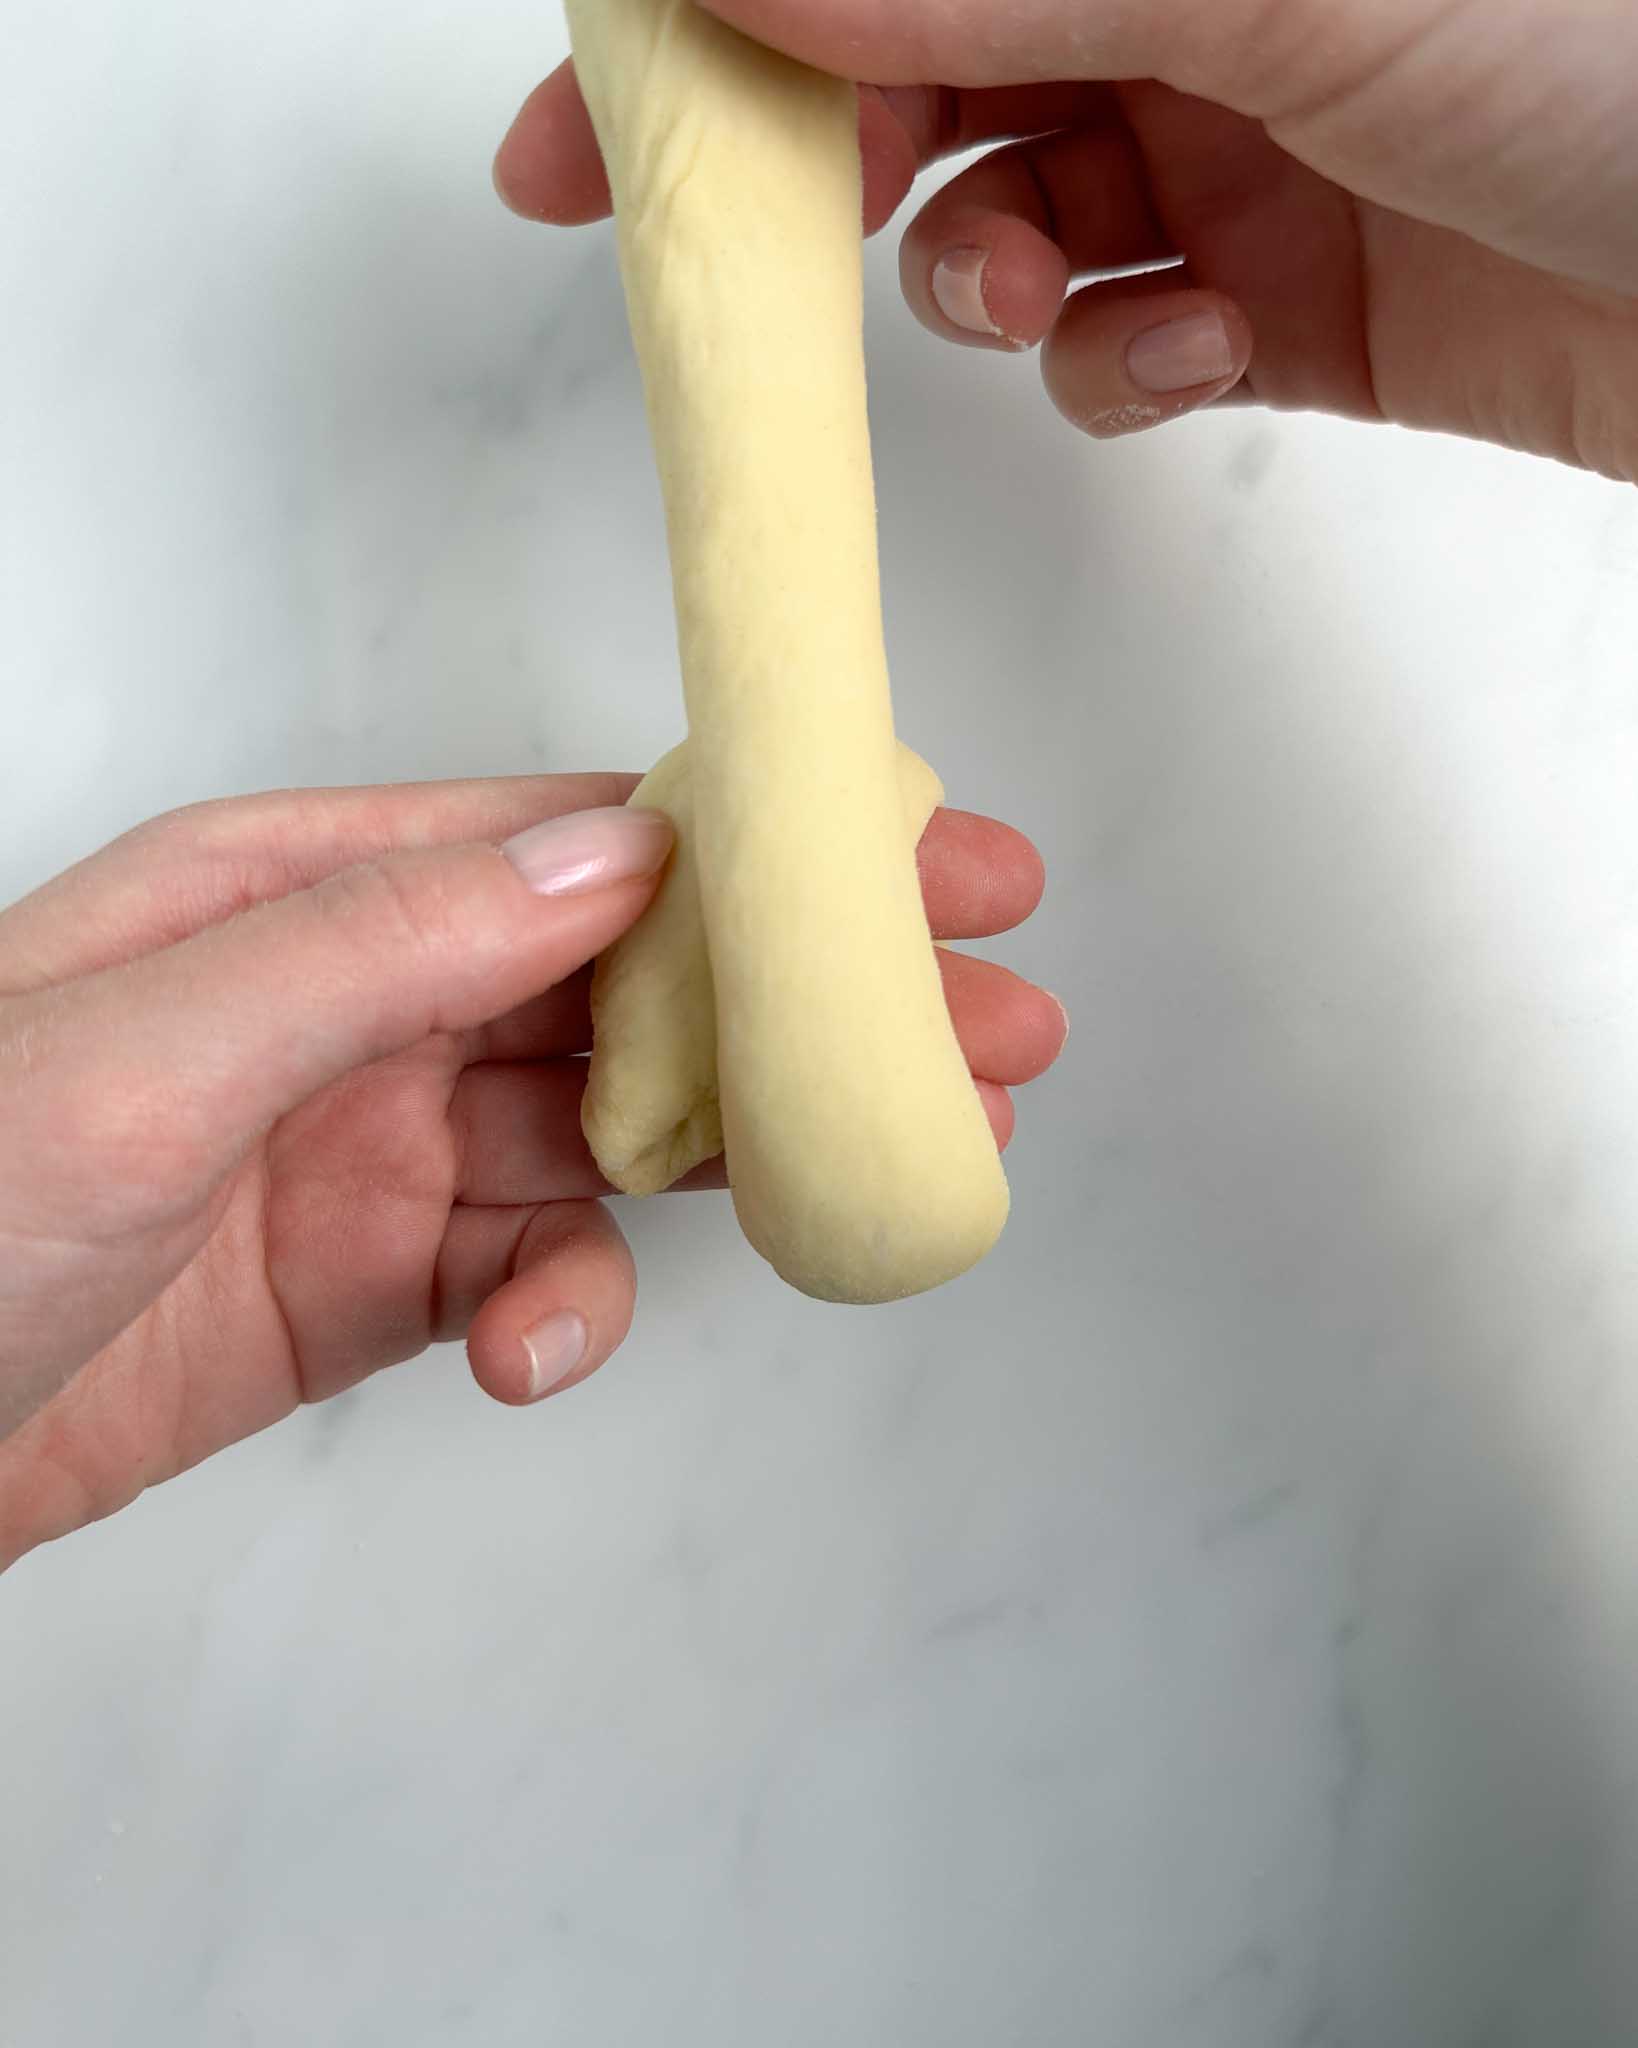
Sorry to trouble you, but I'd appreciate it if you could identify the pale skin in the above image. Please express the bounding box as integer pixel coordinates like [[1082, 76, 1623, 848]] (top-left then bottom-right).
[[0, 780, 1062, 1568], [495, 0, 1638, 480]]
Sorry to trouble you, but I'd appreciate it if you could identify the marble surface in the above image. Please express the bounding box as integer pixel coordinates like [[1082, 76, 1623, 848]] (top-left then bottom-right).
[[5, 3, 1638, 2042]]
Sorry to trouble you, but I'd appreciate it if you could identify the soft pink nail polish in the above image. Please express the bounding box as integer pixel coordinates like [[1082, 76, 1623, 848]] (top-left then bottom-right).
[[1126, 312, 1235, 394], [932, 248, 1003, 337], [502, 807, 672, 898], [522, 1310, 589, 1400]]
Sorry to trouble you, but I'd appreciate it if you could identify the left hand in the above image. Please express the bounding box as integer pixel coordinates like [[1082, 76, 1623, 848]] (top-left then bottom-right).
[[0, 775, 1063, 1568]]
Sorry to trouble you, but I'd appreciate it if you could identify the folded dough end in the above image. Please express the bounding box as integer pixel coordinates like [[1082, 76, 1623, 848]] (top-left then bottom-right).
[[594, 1092, 724, 1200]]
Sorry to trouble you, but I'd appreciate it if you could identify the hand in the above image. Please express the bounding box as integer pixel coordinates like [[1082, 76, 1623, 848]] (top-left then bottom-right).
[[0, 777, 1062, 1568], [495, 0, 1638, 480]]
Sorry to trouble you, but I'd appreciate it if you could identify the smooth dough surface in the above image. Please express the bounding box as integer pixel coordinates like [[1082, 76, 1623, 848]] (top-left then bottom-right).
[[567, 0, 1010, 1302], [584, 742, 945, 1198]]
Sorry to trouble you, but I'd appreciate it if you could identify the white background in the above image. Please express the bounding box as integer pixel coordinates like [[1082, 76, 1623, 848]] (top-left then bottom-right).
[[4, 3, 1638, 2042]]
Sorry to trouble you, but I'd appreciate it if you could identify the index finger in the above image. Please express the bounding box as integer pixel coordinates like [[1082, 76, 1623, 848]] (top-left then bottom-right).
[[0, 774, 638, 994]]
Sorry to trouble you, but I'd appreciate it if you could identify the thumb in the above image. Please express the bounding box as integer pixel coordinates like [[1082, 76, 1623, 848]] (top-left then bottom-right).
[[11, 806, 672, 1229], [695, 0, 1219, 88], [696, 0, 1468, 147]]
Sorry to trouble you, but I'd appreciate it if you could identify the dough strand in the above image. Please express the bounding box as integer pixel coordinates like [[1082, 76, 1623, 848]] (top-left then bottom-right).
[[568, 0, 1010, 1302]]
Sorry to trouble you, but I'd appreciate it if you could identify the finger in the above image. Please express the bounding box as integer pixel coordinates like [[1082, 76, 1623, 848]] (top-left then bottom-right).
[[468, 967, 595, 1063], [461, 1199, 637, 1406], [454, 945, 1062, 1204], [493, 62, 612, 224], [937, 952, 1068, 1086], [452, 1061, 600, 1204], [901, 124, 1170, 350], [1042, 278, 1253, 436], [0, 780, 1039, 999], [475, 806, 1051, 1066], [0, 773, 639, 995], [1113, 82, 1380, 421], [698, 0, 1165, 88], [918, 807, 1047, 939], [8, 811, 675, 1250]]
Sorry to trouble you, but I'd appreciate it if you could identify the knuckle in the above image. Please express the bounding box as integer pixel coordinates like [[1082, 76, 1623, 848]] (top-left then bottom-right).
[[118, 795, 239, 860], [314, 855, 461, 979], [119, 790, 311, 868]]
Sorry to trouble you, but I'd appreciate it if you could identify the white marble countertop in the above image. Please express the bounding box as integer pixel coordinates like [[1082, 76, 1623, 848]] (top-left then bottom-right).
[[5, 3, 1638, 2042]]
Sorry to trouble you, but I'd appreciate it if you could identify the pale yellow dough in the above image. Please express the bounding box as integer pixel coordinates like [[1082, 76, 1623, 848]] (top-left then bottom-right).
[[568, 0, 1010, 1303], [585, 740, 945, 1197]]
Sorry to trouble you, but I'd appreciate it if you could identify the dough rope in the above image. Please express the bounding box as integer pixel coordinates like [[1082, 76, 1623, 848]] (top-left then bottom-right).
[[585, 741, 946, 1198], [568, 0, 1010, 1303]]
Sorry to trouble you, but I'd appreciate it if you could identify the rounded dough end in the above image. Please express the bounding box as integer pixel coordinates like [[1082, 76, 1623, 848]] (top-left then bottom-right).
[[737, 1166, 1011, 1305]]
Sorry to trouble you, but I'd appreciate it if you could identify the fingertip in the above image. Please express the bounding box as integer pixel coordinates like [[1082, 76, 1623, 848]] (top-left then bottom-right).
[[1044, 285, 1253, 439], [970, 216, 1072, 351], [491, 106, 543, 220], [466, 1202, 636, 1406], [469, 1299, 620, 1408], [988, 820, 1048, 925], [1008, 981, 1071, 1084], [941, 951, 1070, 1088], [906, 212, 1069, 351], [492, 64, 613, 226], [920, 808, 1048, 939], [469, 1311, 578, 1408], [491, 142, 513, 209], [1033, 985, 1070, 1072]]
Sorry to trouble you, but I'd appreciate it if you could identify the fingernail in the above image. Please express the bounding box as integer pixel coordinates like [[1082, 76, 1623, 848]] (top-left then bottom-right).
[[522, 1310, 589, 1400], [1126, 311, 1235, 394], [503, 806, 672, 898], [932, 247, 1003, 337]]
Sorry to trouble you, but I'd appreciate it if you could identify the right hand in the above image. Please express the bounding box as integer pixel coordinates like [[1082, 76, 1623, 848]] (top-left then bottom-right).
[[496, 0, 1638, 480]]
